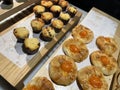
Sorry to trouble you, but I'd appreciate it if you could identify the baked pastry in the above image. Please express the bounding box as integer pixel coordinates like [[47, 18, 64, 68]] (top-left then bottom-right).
[[59, 12, 71, 25], [31, 18, 45, 33], [49, 55, 77, 86], [33, 5, 45, 17], [67, 6, 77, 17], [62, 38, 89, 62], [13, 27, 29, 42], [40, 26, 56, 41], [90, 50, 118, 75], [40, 0, 53, 11], [41, 12, 53, 24], [23, 38, 40, 55], [77, 66, 108, 90], [58, 0, 68, 11], [50, 5, 62, 17], [23, 77, 55, 90], [72, 24, 94, 44], [96, 36, 117, 55], [52, 0, 59, 4], [51, 19, 64, 33]]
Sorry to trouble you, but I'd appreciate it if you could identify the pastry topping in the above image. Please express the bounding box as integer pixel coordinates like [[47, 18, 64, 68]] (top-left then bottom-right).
[[50, 5, 62, 12], [41, 12, 53, 20], [89, 75, 103, 88], [100, 56, 110, 66], [24, 38, 40, 51], [33, 5, 45, 13], [79, 30, 88, 38], [41, 0, 53, 7], [68, 6, 77, 13], [59, 12, 70, 20], [61, 60, 73, 72], [104, 37, 110, 42], [69, 44, 79, 53], [52, 19, 64, 29]]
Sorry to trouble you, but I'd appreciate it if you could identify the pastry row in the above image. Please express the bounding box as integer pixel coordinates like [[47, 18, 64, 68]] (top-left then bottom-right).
[[22, 24, 118, 90], [13, 0, 79, 55]]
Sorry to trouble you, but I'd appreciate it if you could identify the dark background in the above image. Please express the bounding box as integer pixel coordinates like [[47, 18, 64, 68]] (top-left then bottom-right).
[[68, 0, 120, 20]]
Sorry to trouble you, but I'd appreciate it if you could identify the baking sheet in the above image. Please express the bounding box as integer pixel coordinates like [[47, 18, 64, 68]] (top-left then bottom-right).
[[32, 7, 120, 90]]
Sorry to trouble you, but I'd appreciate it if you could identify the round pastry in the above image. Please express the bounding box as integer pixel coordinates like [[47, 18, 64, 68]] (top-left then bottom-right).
[[67, 6, 77, 17], [23, 38, 40, 55], [23, 77, 55, 90], [49, 55, 77, 86], [13, 27, 29, 43], [31, 18, 45, 33], [96, 36, 117, 55], [51, 19, 64, 33], [50, 5, 62, 17], [41, 12, 53, 24], [72, 24, 94, 44], [40, 0, 53, 11], [90, 50, 118, 75], [59, 12, 71, 25], [33, 5, 45, 17], [62, 38, 89, 62], [58, 0, 68, 11], [77, 66, 108, 90], [40, 26, 56, 41]]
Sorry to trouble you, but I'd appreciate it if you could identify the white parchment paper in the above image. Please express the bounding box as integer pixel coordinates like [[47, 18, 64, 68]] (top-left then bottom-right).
[[0, 14, 48, 68], [33, 9, 119, 90]]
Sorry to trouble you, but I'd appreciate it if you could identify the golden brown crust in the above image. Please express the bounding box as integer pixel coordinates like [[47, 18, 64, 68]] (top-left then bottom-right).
[[67, 6, 77, 17], [31, 18, 45, 33], [23, 38, 40, 54], [51, 19, 64, 29], [41, 0, 53, 8], [41, 26, 56, 41], [72, 24, 94, 44], [50, 5, 62, 12], [13, 27, 29, 42], [96, 36, 117, 55], [33, 5, 45, 14], [58, 0, 68, 9], [49, 55, 77, 86], [59, 12, 70, 21], [41, 12, 53, 20], [77, 66, 108, 90], [23, 77, 55, 90], [62, 38, 89, 62], [90, 50, 118, 75]]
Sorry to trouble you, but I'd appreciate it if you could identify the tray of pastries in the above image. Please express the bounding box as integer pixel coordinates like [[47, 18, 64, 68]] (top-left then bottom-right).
[[0, 0, 82, 89], [22, 7, 120, 90]]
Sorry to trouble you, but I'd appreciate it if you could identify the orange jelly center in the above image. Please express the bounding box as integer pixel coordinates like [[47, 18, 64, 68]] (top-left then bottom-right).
[[79, 30, 88, 38], [61, 61, 73, 72], [69, 44, 79, 53], [89, 75, 103, 88], [104, 37, 110, 42], [100, 56, 110, 66], [25, 84, 39, 90]]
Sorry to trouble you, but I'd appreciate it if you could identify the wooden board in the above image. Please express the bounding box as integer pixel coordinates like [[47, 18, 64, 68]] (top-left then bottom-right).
[[0, 8, 82, 89], [31, 7, 120, 90], [0, 0, 39, 21]]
